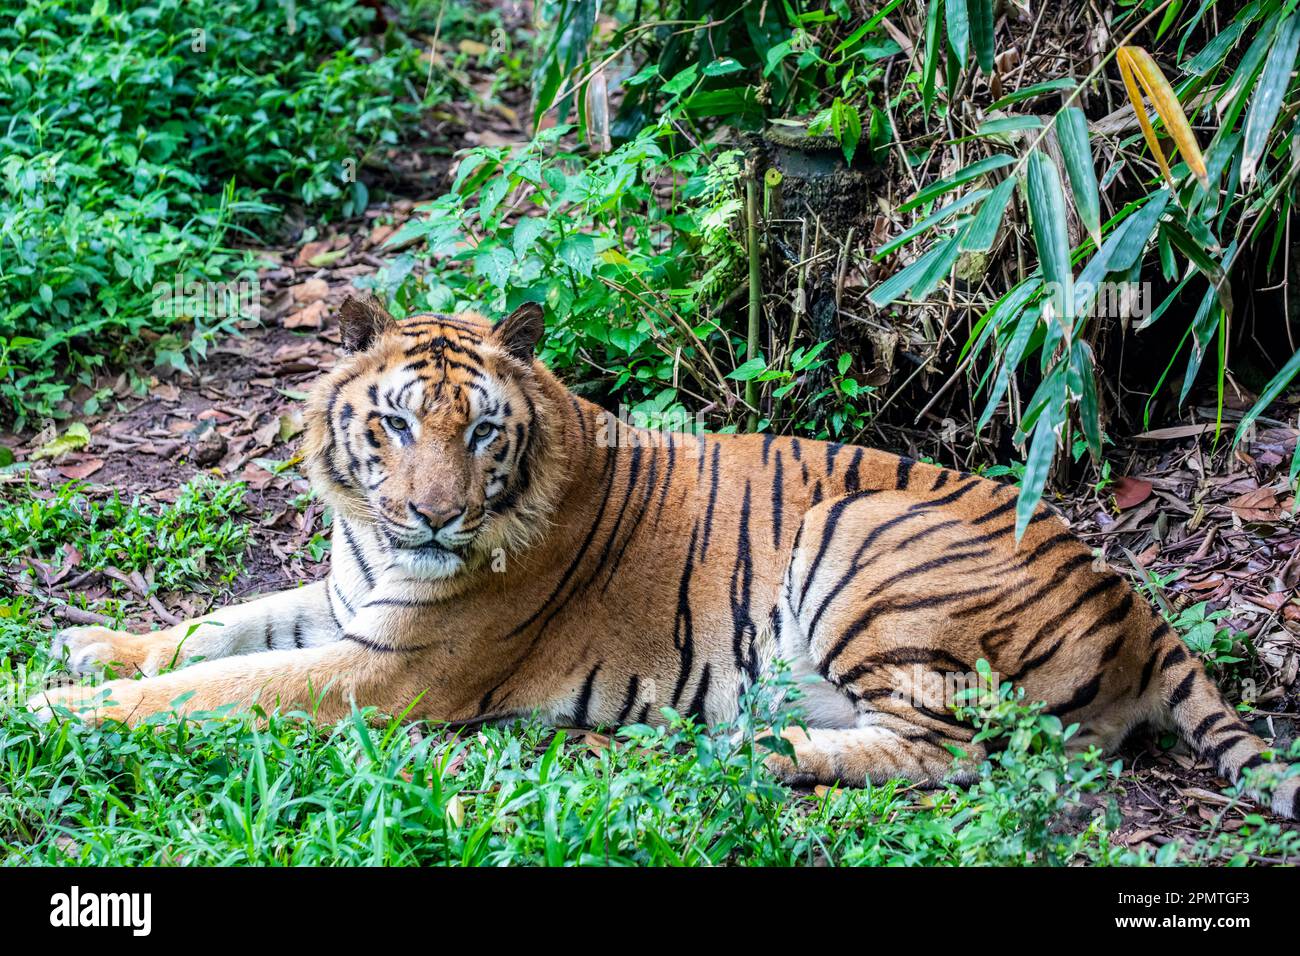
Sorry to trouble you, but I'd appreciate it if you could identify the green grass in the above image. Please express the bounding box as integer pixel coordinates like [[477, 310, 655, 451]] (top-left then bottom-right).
[[0, 651, 1136, 866]]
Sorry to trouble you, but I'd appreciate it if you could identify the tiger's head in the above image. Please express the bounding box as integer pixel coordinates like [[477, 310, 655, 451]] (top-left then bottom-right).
[[304, 295, 560, 580]]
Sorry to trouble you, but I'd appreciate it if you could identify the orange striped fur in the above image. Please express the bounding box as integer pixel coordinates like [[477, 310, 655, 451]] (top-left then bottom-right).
[[37, 297, 1298, 819]]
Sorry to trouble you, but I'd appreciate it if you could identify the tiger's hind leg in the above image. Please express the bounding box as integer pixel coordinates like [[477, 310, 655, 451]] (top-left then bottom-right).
[[764, 496, 988, 787]]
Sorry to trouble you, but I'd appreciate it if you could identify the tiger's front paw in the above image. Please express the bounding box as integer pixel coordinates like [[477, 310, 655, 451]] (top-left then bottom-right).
[[25, 680, 143, 725], [51, 625, 155, 677], [761, 726, 833, 787]]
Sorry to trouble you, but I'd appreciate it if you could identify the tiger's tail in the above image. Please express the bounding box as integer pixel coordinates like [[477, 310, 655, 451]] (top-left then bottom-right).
[[1152, 628, 1299, 819]]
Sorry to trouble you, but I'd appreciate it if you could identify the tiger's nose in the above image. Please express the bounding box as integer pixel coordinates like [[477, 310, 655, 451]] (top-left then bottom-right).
[[410, 501, 461, 532]]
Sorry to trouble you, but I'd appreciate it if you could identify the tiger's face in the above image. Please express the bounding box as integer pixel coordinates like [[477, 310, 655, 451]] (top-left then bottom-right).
[[306, 297, 547, 580]]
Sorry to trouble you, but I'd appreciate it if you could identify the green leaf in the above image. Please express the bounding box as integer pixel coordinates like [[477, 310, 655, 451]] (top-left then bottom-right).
[[959, 174, 1015, 252], [1234, 345, 1300, 447], [1024, 150, 1073, 321], [988, 77, 1076, 111], [512, 217, 547, 259], [975, 115, 1044, 136], [662, 63, 699, 96], [922, 0, 943, 114], [1055, 107, 1101, 247], [1241, 13, 1300, 184], [867, 242, 948, 307], [977, 301, 1040, 429], [557, 234, 596, 277], [876, 187, 990, 258], [1104, 189, 1171, 272], [727, 357, 768, 381], [899, 154, 1015, 212], [946, 0, 969, 65], [1016, 382, 1065, 540], [1072, 340, 1102, 462], [969, 0, 995, 73]]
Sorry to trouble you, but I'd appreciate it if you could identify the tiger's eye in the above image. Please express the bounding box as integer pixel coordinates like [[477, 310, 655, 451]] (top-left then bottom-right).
[[386, 415, 409, 432], [472, 421, 496, 441]]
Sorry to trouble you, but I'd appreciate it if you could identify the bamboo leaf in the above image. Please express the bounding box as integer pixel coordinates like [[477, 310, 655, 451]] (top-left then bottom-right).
[[922, 0, 943, 114], [867, 242, 947, 307], [975, 115, 1044, 137], [1025, 150, 1073, 324], [1105, 189, 1170, 272], [876, 188, 989, 258], [1055, 107, 1102, 248], [946, 0, 969, 66], [1242, 14, 1300, 185], [988, 77, 1076, 111], [900, 154, 1015, 212], [1016, 392, 1064, 541], [959, 174, 1016, 251], [1117, 45, 1208, 187], [969, 0, 995, 74], [1072, 340, 1102, 462], [978, 302, 1040, 430]]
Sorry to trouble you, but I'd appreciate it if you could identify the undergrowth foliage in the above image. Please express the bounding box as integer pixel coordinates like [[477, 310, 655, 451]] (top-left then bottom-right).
[[0, 0, 425, 426]]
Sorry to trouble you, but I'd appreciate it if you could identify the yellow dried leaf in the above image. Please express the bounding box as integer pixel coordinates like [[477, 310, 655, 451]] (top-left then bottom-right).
[[1117, 46, 1209, 188]]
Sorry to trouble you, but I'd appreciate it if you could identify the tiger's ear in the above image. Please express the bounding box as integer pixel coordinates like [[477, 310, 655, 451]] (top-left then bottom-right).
[[337, 295, 395, 353], [493, 302, 544, 362]]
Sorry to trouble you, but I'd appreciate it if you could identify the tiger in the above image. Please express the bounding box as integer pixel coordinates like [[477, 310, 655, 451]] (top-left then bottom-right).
[[32, 294, 1299, 819]]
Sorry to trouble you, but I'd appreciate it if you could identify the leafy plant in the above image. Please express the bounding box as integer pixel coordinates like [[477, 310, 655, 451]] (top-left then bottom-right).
[[0, 0, 429, 426], [871, 0, 1300, 536], [0, 477, 249, 593]]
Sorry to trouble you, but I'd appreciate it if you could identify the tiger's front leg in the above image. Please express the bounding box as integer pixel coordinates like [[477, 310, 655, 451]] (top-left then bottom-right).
[[52, 580, 340, 678], [29, 637, 410, 727]]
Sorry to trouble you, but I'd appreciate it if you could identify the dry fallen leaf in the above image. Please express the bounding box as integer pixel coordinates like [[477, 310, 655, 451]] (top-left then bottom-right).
[[57, 458, 105, 480], [1113, 476, 1153, 510]]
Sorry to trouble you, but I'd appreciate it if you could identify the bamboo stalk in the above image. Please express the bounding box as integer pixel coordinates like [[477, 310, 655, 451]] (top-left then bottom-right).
[[745, 163, 762, 432]]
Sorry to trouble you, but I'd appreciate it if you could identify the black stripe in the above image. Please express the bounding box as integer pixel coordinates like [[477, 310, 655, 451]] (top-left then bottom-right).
[[292, 618, 304, 649], [771, 449, 785, 549], [895, 456, 915, 489], [970, 496, 1017, 526], [342, 633, 433, 653], [699, 442, 722, 560], [504, 447, 617, 641], [1191, 712, 1226, 741], [913, 480, 977, 510], [1137, 644, 1160, 696], [264, 621, 274, 651], [1048, 673, 1103, 716], [615, 675, 641, 725], [572, 663, 602, 727], [1202, 733, 1248, 766], [685, 663, 712, 723], [1167, 669, 1197, 708]]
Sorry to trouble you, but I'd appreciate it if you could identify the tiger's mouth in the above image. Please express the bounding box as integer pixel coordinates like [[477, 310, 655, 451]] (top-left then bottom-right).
[[392, 540, 467, 579]]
